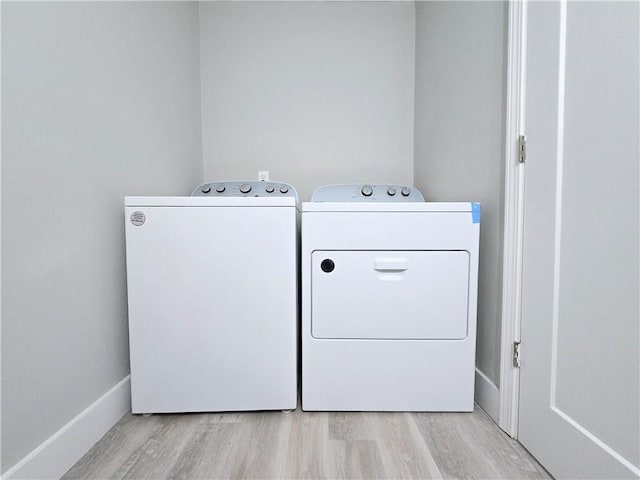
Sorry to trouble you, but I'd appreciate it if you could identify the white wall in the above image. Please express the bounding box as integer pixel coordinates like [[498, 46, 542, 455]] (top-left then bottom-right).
[[198, 1, 415, 201], [1, 2, 202, 474], [413, 1, 508, 406]]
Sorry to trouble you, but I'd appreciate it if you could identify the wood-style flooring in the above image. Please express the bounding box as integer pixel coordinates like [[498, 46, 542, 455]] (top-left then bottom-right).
[[63, 407, 551, 479]]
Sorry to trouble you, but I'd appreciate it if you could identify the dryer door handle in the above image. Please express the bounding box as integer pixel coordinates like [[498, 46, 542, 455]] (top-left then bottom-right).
[[373, 258, 408, 272]]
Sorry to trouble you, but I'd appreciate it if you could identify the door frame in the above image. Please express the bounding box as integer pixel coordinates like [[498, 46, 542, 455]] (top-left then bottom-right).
[[498, 0, 528, 439]]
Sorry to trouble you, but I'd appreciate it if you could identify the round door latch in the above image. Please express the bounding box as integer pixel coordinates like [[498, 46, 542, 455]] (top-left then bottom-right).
[[320, 259, 335, 273]]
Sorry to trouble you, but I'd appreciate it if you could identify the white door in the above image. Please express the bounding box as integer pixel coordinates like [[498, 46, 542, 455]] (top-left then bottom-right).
[[311, 250, 470, 339], [518, 2, 639, 478]]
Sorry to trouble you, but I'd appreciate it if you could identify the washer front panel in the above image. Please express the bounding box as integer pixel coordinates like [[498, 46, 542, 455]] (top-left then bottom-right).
[[125, 202, 298, 413], [311, 250, 470, 340]]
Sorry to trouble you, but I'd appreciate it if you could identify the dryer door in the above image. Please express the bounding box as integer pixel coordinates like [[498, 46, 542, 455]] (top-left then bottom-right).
[[311, 250, 470, 340]]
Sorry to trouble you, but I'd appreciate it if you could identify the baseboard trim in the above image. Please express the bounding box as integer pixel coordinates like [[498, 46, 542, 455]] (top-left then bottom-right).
[[2, 375, 131, 480], [475, 367, 500, 422]]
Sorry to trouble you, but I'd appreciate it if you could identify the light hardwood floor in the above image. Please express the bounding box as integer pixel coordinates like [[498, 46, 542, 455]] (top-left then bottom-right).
[[63, 407, 551, 479]]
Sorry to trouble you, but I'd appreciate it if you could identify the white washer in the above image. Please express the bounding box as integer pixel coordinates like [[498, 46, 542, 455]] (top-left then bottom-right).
[[301, 184, 480, 411], [125, 181, 299, 413]]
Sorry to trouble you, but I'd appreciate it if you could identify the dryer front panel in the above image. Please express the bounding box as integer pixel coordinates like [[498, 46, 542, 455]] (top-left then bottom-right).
[[311, 250, 469, 340]]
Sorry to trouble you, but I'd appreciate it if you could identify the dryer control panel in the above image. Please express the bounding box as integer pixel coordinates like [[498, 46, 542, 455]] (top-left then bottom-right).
[[311, 184, 425, 202], [192, 181, 298, 201]]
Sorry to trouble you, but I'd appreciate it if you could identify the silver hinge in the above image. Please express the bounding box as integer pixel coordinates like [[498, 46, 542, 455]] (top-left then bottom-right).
[[513, 341, 522, 368], [518, 135, 527, 163]]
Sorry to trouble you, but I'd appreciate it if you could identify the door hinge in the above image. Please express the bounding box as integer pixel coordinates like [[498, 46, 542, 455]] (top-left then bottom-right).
[[518, 135, 527, 163], [513, 341, 522, 368]]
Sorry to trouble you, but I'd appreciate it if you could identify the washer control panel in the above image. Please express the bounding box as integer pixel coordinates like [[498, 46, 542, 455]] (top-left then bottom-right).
[[311, 184, 425, 202], [192, 181, 298, 200]]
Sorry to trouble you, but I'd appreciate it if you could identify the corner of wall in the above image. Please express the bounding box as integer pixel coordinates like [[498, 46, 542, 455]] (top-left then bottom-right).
[[410, 0, 417, 187], [475, 368, 500, 421], [195, 1, 205, 184]]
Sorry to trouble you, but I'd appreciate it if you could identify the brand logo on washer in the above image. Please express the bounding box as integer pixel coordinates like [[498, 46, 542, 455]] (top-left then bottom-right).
[[130, 211, 146, 226]]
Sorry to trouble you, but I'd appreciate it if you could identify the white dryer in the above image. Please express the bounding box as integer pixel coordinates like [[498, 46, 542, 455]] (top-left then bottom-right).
[[125, 181, 298, 414], [301, 184, 480, 411]]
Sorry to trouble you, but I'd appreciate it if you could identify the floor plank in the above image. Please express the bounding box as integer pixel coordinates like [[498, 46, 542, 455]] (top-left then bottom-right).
[[113, 414, 201, 480], [62, 407, 552, 480], [165, 423, 240, 479], [413, 409, 550, 479], [366, 412, 442, 479], [63, 414, 160, 480]]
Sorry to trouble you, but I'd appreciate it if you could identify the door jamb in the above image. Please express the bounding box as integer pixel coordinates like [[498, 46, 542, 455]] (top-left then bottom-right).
[[498, 0, 528, 439]]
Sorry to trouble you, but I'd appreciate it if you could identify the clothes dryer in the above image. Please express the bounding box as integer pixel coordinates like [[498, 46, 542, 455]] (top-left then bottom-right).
[[301, 184, 480, 411], [125, 181, 298, 413]]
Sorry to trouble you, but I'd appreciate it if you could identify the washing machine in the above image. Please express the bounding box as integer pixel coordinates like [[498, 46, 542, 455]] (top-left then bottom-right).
[[125, 181, 298, 413], [301, 184, 480, 411]]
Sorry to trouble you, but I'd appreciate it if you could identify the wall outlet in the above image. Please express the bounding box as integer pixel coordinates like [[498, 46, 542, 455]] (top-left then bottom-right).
[[258, 171, 269, 182]]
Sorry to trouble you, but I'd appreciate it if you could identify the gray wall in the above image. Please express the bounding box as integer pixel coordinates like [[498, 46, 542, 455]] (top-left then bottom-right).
[[1, 2, 202, 472], [414, 1, 508, 387], [2, 3, 510, 472], [199, 1, 415, 201]]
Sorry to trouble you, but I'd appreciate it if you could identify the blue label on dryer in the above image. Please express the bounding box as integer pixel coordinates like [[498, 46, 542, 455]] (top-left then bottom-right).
[[472, 202, 481, 223]]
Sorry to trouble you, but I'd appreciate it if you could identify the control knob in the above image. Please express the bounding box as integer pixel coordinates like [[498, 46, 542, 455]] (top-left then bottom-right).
[[201, 185, 211, 193], [387, 187, 396, 196], [279, 185, 289, 194], [265, 184, 275, 193], [361, 185, 373, 197], [401, 187, 411, 197], [215, 184, 225, 193], [239, 183, 252, 194]]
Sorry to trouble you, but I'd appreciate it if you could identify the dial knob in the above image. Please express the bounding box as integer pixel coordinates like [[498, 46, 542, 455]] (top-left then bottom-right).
[[387, 187, 397, 196], [401, 187, 411, 197], [239, 183, 252, 194], [279, 185, 289, 194], [265, 184, 275, 193], [361, 185, 373, 197], [215, 184, 225, 193], [201, 185, 211, 193]]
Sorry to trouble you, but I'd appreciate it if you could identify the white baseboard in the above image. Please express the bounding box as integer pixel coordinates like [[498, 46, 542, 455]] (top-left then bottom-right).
[[475, 367, 500, 422], [2, 376, 131, 480]]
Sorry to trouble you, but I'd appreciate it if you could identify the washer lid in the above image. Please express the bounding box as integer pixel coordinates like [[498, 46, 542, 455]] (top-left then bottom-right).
[[125, 196, 297, 207]]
